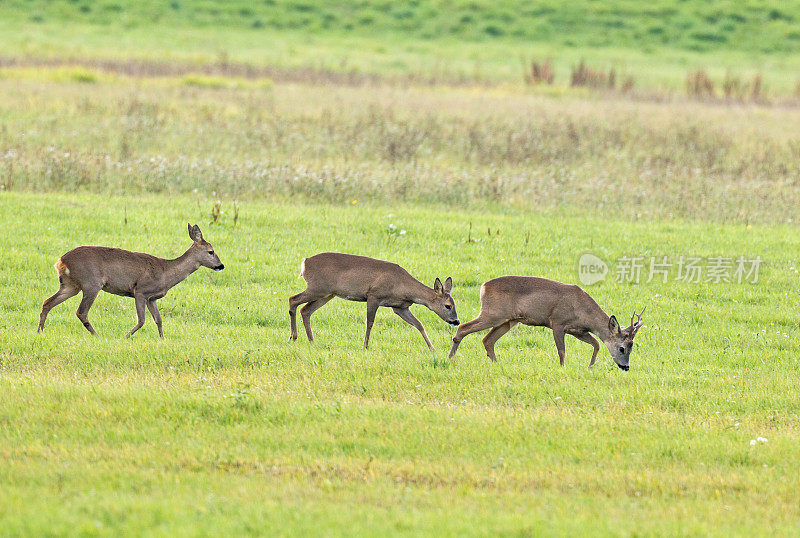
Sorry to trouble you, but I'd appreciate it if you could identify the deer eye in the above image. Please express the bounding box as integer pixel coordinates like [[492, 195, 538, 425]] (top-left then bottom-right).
[[444, 304, 451, 310], [208, 250, 214, 255], [618, 346, 625, 353]]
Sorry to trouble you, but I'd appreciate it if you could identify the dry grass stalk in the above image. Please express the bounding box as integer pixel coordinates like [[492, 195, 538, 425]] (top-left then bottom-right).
[[750, 73, 763, 102], [687, 69, 715, 99], [723, 71, 742, 101], [570, 60, 616, 89], [525, 58, 554, 85]]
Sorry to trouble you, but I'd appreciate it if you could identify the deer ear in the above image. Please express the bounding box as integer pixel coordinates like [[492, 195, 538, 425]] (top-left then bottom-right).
[[188, 224, 203, 242], [609, 315, 621, 335], [433, 278, 443, 294], [443, 277, 453, 294]]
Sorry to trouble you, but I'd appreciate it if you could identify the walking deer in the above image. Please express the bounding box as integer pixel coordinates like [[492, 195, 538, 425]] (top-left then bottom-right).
[[448, 276, 644, 370], [289, 252, 459, 350], [38, 224, 224, 337]]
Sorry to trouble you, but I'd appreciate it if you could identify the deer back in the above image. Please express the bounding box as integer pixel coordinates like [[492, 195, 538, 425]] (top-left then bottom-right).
[[302, 252, 424, 299]]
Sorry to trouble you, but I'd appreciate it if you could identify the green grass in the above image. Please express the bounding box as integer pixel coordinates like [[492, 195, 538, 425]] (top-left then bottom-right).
[[4, 0, 800, 53], [1, 191, 799, 535], [3, 1, 800, 91], [2, 76, 800, 223], [2, 3, 800, 532]]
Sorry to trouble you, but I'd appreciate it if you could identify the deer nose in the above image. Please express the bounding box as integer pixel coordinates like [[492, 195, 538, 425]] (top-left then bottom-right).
[[214, 264, 225, 271], [618, 364, 629, 371]]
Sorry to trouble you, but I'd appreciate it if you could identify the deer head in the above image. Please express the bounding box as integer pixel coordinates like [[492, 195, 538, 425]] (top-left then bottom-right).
[[605, 307, 645, 371], [431, 277, 459, 326], [188, 223, 224, 271]]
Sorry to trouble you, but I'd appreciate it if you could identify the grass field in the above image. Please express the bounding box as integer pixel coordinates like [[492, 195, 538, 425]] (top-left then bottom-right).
[[3, 1, 800, 92], [1, 191, 799, 535], [2, 75, 800, 223], [5, 0, 798, 53], [2, 1, 800, 535]]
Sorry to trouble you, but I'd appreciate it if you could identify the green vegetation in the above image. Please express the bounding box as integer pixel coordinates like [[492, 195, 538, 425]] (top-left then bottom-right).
[[2, 1, 800, 534], [2, 1, 800, 90], [2, 76, 800, 223], [4, 0, 800, 54], [1, 191, 799, 535]]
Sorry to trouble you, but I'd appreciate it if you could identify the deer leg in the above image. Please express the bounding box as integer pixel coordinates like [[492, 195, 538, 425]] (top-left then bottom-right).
[[553, 327, 566, 366], [573, 331, 600, 368], [147, 299, 164, 338], [125, 294, 147, 338], [364, 296, 380, 349], [449, 314, 504, 359], [38, 282, 79, 332], [482, 321, 517, 362], [300, 295, 334, 342], [75, 287, 100, 335], [289, 288, 320, 341], [393, 307, 434, 351]]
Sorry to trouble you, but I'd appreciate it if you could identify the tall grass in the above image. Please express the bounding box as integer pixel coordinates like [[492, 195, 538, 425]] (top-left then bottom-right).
[[524, 58, 554, 85], [1, 77, 800, 223]]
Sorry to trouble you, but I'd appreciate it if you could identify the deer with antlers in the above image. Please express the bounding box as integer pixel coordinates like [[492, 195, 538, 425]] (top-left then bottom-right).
[[448, 276, 644, 370]]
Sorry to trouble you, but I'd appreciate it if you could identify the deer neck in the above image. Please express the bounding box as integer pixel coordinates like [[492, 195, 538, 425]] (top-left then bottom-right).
[[404, 279, 435, 308], [163, 247, 200, 290], [588, 308, 614, 343], [416, 286, 444, 311]]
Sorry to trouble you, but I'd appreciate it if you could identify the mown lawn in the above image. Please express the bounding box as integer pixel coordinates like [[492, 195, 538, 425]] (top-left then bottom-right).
[[1, 192, 798, 535]]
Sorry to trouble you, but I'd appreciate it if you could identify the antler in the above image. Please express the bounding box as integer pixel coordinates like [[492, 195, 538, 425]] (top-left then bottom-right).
[[630, 307, 646, 335]]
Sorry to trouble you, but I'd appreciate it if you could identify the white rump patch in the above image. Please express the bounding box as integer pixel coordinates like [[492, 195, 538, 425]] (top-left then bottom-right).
[[55, 258, 70, 276]]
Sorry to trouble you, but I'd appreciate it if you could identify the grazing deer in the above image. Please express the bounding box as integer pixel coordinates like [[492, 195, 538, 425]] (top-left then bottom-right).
[[289, 252, 459, 350], [448, 276, 644, 370], [38, 224, 224, 337]]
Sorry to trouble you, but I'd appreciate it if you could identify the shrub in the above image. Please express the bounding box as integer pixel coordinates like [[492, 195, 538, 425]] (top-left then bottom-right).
[[484, 24, 503, 36]]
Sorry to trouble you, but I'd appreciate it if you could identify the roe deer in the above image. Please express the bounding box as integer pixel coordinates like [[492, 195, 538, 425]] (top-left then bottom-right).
[[38, 224, 224, 337], [448, 276, 644, 370], [289, 252, 459, 350]]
